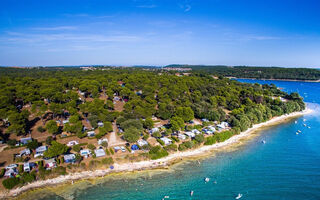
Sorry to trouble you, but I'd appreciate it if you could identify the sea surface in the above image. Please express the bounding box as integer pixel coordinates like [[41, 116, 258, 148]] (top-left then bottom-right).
[[26, 79, 320, 200]]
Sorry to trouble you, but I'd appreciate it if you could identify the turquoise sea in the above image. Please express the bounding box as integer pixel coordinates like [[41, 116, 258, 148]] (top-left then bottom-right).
[[29, 79, 320, 200]]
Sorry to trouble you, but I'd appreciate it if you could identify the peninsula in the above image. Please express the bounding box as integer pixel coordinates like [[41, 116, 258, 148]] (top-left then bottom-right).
[[0, 67, 307, 197]]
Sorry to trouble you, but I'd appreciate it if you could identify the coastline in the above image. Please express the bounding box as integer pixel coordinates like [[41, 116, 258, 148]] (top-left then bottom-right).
[[227, 77, 320, 82], [1, 108, 313, 199]]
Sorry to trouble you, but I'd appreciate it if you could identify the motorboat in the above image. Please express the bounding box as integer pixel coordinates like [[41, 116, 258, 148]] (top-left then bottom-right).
[[190, 191, 194, 196], [235, 193, 242, 199], [205, 177, 210, 182]]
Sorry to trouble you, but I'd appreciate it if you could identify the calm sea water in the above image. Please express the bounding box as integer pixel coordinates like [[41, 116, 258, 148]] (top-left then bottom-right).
[[29, 79, 320, 200]]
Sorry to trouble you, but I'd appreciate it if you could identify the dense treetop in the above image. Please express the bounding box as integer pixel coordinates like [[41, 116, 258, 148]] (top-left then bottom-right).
[[166, 65, 320, 81], [0, 67, 304, 141]]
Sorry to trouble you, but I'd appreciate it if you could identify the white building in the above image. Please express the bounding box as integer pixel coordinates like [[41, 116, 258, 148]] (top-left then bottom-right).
[[94, 149, 106, 157], [98, 138, 108, 145], [185, 131, 195, 138], [67, 140, 79, 147], [137, 139, 148, 147], [80, 149, 91, 158], [24, 162, 30, 172], [150, 127, 159, 134], [178, 134, 186, 140], [191, 129, 201, 135], [35, 146, 47, 158], [160, 137, 172, 145], [87, 131, 95, 137]]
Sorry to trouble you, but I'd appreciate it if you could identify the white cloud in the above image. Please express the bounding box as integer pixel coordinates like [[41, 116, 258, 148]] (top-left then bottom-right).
[[32, 26, 77, 31], [136, 4, 157, 8], [184, 4, 191, 12]]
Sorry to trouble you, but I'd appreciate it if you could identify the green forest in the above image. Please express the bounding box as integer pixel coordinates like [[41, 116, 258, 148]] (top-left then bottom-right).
[[166, 65, 320, 80], [0, 66, 306, 189]]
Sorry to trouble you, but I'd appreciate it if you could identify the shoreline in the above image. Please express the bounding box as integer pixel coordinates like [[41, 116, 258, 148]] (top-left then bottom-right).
[[1, 108, 313, 198], [227, 77, 320, 82]]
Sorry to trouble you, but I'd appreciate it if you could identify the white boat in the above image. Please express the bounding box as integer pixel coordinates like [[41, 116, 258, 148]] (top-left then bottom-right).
[[205, 177, 210, 182], [303, 124, 307, 127], [235, 193, 242, 199], [294, 121, 297, 124], [296, 132, 299, 135], [308, 126, 311, 129], [303, 119, 307, 122], [298, 130, 301, 133], [261, 140, 266, 144], [190, 190, 194, 196]]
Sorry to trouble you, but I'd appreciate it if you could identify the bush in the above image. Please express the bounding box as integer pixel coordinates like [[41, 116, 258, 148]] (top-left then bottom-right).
[[19, 164, 23, 173], [143, 134, 149, 140], [72, 144, 81, 152], [26, 139, 40, 150], [37, 126, 46, 133], [105, 148, 110, 155], [101, 157, 114, 165], [101, 141, 108, 148], [164, 144, 177, 152], [204, 136, 217, 145], [194, 134, 205, 143], [149, 146, 169, 160], [0, 169, 5, 178], [171, 136, 179, 143], [178, 141, 193, 151], [87, 144, 96, 150], [20, 172, 36, 184], [77, 132, 87, 139], [46, 136, 53, 145], [2, 177, 20, 189], [156, 139, 165, 146], [7, 139, 17, 146], [109, 148, 114, 155], [53, 166, 67, 175]]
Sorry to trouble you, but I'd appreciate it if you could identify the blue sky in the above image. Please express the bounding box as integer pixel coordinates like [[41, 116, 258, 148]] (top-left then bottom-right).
[[0, 0, 320, 67]]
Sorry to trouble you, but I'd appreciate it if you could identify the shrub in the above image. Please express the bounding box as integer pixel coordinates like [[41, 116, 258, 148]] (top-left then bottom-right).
[[105, 148, 110, 155], [7, 139, 17, 146], [101, 141, 108, 148], [164, 144, 177, 152], [149, 146, 169, 160], [53, 166, 67, 175], [0, 169, 5, 178], [194, 134, 205, 143], [37, 126, 46, 133], [143, 134, 149, 140], [2, 177, 20, 189], [26, 139, 40, 150], [204, 136, 217, 145], [72, 144, 81, 152], [18, 164, 23, 173], [156, 138, 165, 146], [109, 148, 114, 155], [178, 141, 193, 151], [171, 136, 179, 143], [101, 157, 114, 165], [20, 172, 36, 184], [46, 136, 53, 145], [87, 144, 96, 150], [77, 132, 87, 139]]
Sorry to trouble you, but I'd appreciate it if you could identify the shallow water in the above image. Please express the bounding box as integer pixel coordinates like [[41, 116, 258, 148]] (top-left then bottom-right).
[[26, 79, 320, 200]]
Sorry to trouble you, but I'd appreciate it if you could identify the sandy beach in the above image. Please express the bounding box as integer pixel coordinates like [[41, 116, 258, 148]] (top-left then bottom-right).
[[0, 108, 313, 198]]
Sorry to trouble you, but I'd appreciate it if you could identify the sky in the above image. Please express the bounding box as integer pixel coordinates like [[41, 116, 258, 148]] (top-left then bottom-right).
[[0, 0, 320, 67]]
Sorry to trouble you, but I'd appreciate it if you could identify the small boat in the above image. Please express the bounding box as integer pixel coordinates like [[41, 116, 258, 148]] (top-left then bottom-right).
[[303, 119, 307, 122], [261, 140, 266, 144], [164, 196, 169, 199], [296, 132, 299, 135], [308, 126, 311, 129], [205, 177, 210, 182], [298, 130, 301, 133], [295, 121, 298, 124], [235, 193, 243, 199], [190, 190, 194, 196], [303, 124, 307, 127]]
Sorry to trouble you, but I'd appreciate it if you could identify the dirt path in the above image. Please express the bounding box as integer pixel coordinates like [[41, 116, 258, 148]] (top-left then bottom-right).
[[107, 122, 126, 147]]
